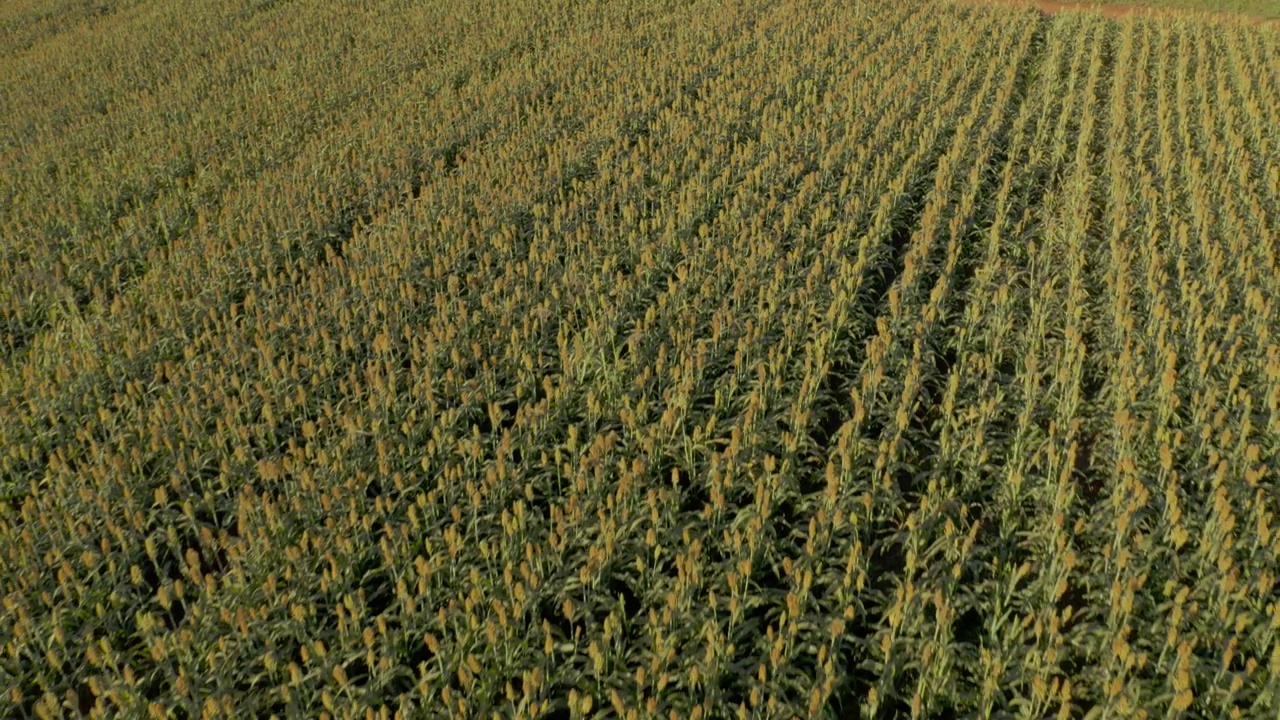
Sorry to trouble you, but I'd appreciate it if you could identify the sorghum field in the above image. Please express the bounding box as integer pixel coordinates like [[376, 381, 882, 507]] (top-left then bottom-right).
[[1020, 0, 1280, 21], [1, 0, 1277, 718]]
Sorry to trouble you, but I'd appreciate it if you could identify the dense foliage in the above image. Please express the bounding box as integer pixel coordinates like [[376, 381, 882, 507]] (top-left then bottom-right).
[[1, 0, 1277, 718]]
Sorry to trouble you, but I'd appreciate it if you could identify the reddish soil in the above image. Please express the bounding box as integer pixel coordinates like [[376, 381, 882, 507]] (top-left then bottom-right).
[[966, 0, 1278, 26]]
